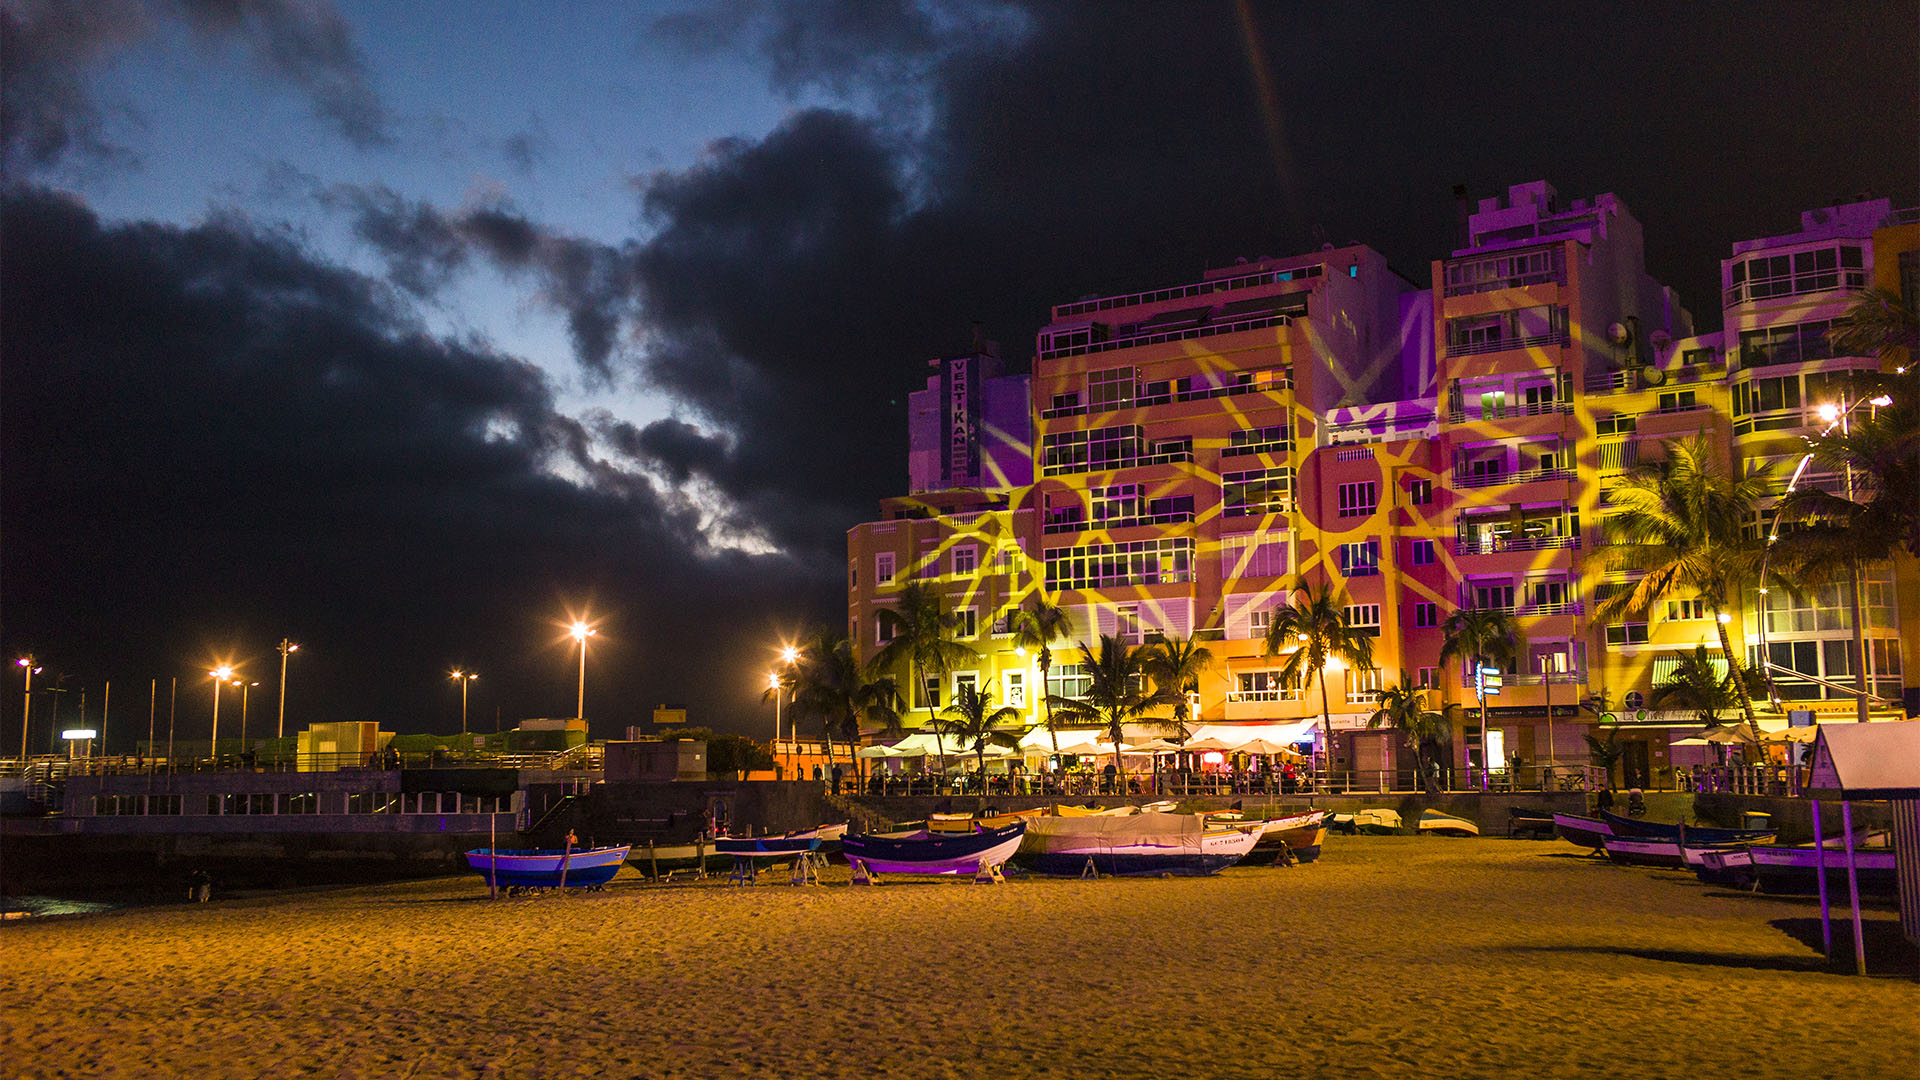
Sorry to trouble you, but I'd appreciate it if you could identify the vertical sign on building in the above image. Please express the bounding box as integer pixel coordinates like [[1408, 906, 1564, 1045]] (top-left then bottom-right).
[[945, 354, 980, 487]]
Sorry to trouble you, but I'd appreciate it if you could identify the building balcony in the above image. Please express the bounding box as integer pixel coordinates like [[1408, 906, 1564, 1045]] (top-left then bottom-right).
[[1040, 371, 1292, 419], [1453, 465, 1575, 490], [1038, 312, 1297, 362], [1042, 510, 1197, 535], [1040, 445, 1195, 478], [1442, 268, 1566, 298], [1454, 534, 1580, 556], [1446, 329, 1570, 358], [1226, 688, 1306, 703], [1447, 400, 1571, 423]]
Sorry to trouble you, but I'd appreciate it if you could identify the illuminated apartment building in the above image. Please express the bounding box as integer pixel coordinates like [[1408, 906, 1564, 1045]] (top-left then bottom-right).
[[846, 182, 1916, 787]]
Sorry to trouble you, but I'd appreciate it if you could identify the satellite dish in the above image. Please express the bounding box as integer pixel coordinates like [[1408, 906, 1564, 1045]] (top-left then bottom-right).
[[1650, 330, 1672, 350], [1606, 322, 1632, 346], [1641, 368, 1666, 386]]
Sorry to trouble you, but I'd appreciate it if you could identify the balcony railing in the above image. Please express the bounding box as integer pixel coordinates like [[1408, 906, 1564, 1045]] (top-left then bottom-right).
[[1040, 446, 1195, 478], [1447, 330, 1570, 358], [1455, 534, 1581, 555], [1442, 268, 1566, 297], [1042, 510, 1197, 535], [1226, 688, 1305, 703], [1448, 400, 1572, 423], [1040, 371, 1292, 419], [1454, 465, 1575, 489], [1051, 265, 1321, 319], [1039, 313, 1295, 361], [1521, 600, 1585, 616]]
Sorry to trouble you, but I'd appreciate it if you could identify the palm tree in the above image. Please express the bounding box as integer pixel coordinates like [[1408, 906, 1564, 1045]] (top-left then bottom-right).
[[786, 628, 904, 788], [1144, 635, 1213, 742], [1045, 635, 1163, 780], [1649, 645, 1765, 765], [1366, 674, 1458, 795], [1594, 434, 1772, 724], [873, 582, 979, 777], [1012, 596, 1074, 758], [1829, 286, 1919, 362], [1263, 579, 1375, 781], [1438, 605, 1526, 786], [939, 682, 1025, 787]]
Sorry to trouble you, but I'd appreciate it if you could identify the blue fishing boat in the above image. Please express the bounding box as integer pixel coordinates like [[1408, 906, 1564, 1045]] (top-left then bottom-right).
[[714, 833, 825, 859], [465, 845, 631, 890], [1014, 813, 1260, 876], [843, 821, 1026, 877], [1598, 810, 1773, 845]]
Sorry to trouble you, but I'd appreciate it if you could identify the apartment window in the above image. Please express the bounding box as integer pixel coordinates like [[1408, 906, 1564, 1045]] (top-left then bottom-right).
[[1733, 374, 1802, 416], [1148, 494, 1194, 519], [1473, 583, 1516, 611], [1048, 663, 1091, 700], [1416, 667, 1438, 689], [1337, 481, 1378, 518], [916, 543, 939, 578], [1344, 604, 1381, 636], [1409, 539, 1436, 566], [1087, 366, 1137, 409], [1249, 607, 1272, 637], [1222, 467, 1292, 516], [1339, 541, 1380, 577], [1667, 598, 1707, 621], [1408, 479, 1434, 505], [1115, 604, 1141, 644], [1005, 672, 1026, 709], [875, 552, 895, 584], [1224, 423, 1294, 457], [955, 607, 977, 638], [1050, 391, 1081, 413], [1045, 537, 1195, 591], [1235, 670, 1302, 701], [1605, 623, 1651, 646], [1346, 667, 1384, 705], [1657, 390, 1697, 414], [1414, 602, 1438, 628], [876, 613, 898, 646], [1092, 485, 1141, 522], [951, 545, 978, 575], [1221, 532, 1288, 578], [1738, 322, 1834, 371], [1727, 244, 1866, 303], [1594, 413, 1638, 437], [849, 564, 858, 589]]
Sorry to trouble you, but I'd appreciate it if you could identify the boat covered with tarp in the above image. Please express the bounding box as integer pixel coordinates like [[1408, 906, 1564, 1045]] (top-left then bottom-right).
[[1416, 809, 1480, 837], [1597, 810, 1774, 845], [843, 821, 1027, 877], [1240, 810, 1327, 865], [466, 845, 631, 890], [1330, 808, 1402, 835], [1014, 812, 1260, 877]]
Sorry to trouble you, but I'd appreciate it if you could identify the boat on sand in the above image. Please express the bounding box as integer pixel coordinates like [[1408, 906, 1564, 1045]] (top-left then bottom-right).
[[1415, 809, 1479, 837], [1014, 812, 1259, 876], [465, 845, 631, 891], [843, 821, 1026, 877]]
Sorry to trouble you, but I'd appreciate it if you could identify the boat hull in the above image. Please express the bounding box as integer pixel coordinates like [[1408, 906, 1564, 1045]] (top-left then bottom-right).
[[1017, 827, 1260, 877], [714, 835, 823, 859], [1552, 813, 1613, 850], [1598, 811, 1773, 845], [1601, 835, 1685, 868], [626, 844, 731, 875], [843, 821, 1027, 876], [1748, 846, 1898, 896], [465, 846, 630, 888], [1241, 812, 1327, 865], [1416, 810, 1480, 837]]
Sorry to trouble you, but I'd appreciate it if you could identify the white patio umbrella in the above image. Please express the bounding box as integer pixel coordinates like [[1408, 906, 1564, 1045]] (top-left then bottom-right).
[[1056, 740, 1129, 757], [1125, 738, 1182, 754], [1182, 737, 1236, 751], [1232, 738, 1303, 758], [1760, 727, 1818, 744]]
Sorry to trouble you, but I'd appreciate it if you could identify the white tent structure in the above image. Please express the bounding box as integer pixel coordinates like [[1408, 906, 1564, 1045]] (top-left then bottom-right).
[[1803, 722, 1920, 975]]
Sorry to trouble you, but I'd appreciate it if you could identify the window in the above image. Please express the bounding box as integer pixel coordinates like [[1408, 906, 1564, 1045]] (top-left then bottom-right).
[[919, 674, 942, 709], [1225, 424, 1293, 457], [1049, 391, 1081, 414], [916, 543, 939, 578], [1045, 537, 1195, 590], [1594, 413, 1637, 437], [1343, 604, 1381, 636], [1605, 623, 1650, 645], [876, 612, 897, 646], [1249, 607, 1272, 637], [1234, 670, 1302, 701], [875, 552, 895, 584], [1346, 667, 1383, 705], [1733, 374, 1803, 416], [955, 607, 977, 638], [1087, 366, 1137, 409], [1337, 481, 1378, 517], [1414, 602, 1438, 628], [952, 545, 977, 575], [1222, 467, 1292, 516], [1667, 598, 1707, 621], [849, 564, 858, 589], [1416, 667, 1437, 689], [1005, 672, 1026, 709], [991, 607, 1017, 635], [1409, 539, 1436, 566], [1473, 583, 1515, 610], [1623, 691, 1645, 710], [1147, 494, 1194, 519], [1339, 541, 1380, 576], [1408, 479, 1433, 505], [1726, 244, 1867, 304], [1092, 485, 1140, 522], [1657, 390, 1697, 413], [1737, 322, 1834, 371], [1047, 663, 1091, 700], [1115, 604, 1141, 643], [1221, 532, 1288, 578]]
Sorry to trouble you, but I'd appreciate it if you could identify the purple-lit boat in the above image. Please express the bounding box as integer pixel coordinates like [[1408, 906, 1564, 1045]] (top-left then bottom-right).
[[465, 845, 631, 889], [713, 833, 825, 859], [842, 821, 1027, 877]]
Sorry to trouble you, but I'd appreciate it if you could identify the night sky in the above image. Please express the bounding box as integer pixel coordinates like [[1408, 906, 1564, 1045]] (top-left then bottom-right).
[[3, 1, 1915, 748]]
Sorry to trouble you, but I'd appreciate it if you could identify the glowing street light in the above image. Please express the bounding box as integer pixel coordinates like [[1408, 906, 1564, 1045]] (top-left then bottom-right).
[[209, 665, 234, 759], [568, 620, 597, 728], [239, 681, 260, 752], [451, 670, 479, 734], [276, 639, 300, 740], [768, 671, 786, 775], [17, 656, 40, 761]]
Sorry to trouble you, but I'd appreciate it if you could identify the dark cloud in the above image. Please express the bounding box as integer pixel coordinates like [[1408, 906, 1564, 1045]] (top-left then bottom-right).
[[0, 0, 150, 172], [170, 0, 390, 148], [501, 116, 553, 173], [0, 0, 389, 173], [0, 186, 834, 741]]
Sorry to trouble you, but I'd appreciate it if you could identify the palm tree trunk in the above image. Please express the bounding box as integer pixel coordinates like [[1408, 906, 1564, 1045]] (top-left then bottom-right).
[[915, 657, 948, 782], [1040, 654, 1060, 760], [1712, 607, 1759, 725]]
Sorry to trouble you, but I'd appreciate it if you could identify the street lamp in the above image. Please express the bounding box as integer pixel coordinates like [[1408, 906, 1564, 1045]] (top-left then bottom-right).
[[768, 671, 785, 777], [1758, 393, 1893, 721], [208, 665, 234, 760], [451, 670, 478, 734], [568, 621, 596, 729], [16, 656, 39, 761], [276, 639, 300, 740], [239, 681, 260, 750]]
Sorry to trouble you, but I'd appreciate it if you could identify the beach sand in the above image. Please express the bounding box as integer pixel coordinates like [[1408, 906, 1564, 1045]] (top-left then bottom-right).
[[3, 837, 1915, 1079]]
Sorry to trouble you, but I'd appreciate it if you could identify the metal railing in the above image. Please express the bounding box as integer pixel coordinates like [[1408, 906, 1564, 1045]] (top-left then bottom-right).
[[1051, 265, 1321, 318], [1039, 313, 1296, 360], [1042, 509, 1195, 535], [1040, 372, 1292, 419], [1454, 465, 1575, 489], [1447, 330, 1569, 358]]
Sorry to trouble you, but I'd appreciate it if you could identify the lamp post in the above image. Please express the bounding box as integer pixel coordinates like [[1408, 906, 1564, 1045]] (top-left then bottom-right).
[[276, 639, 299, 740], [768, 671, 784, 777], [451, 670, 478, 734], [239, 681, 259, 751], [568, 621, 596, 730], [16, 656, 39, 761], [774, 644, 799, 778], [208, 666, 234, 762]]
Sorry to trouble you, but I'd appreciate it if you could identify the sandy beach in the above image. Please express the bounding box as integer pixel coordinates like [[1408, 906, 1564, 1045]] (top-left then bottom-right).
[[3, 837, 1915, 1079]]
